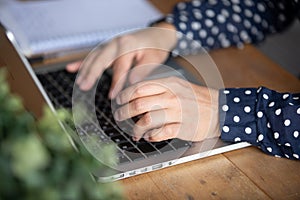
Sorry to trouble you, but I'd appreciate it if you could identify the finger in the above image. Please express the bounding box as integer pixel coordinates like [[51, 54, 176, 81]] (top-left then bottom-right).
[[76, 50, 99, 85], [77, 42, 117, 90], [66, 60, 82, 72], [132, 109, 180, 141], [109, 52, 135, 99], [116, 80, 168, 105], [114, 92, 172, 121], [144, 123, 180, 142]]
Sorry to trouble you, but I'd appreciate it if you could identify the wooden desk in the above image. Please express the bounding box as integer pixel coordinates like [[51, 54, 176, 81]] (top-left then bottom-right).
[[120, 45, 300, 199], [0, 1, 299, 199], [120, 1, 300, 199]]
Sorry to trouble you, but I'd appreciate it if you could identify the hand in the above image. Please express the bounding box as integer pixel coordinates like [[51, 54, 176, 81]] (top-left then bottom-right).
[[114, 77, 221, 142], [66, 23, 177, 99]]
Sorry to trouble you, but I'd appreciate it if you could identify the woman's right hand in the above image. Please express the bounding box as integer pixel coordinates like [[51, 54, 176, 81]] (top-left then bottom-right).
[[66, 22, 177, 99]]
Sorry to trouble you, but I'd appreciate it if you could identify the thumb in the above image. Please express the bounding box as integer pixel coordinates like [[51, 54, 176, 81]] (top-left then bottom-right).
[[128, 49, 169, 84], [128, 57, 161, 84]]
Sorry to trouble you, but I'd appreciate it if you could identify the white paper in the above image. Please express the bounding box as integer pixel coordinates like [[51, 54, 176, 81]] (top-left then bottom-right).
[[0, 0, 162, 57]]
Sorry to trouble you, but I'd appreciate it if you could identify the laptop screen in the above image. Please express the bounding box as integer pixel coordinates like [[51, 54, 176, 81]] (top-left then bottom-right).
[[0, 24, 49, 117]]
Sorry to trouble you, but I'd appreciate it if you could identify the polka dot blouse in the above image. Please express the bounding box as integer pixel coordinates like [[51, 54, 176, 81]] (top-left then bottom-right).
[[165, 0, 299, 54], [159, 0, 300, 159], [219, 87, 300, 160]]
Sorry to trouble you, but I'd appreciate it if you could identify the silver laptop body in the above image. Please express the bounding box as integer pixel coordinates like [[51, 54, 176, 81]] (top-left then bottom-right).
[[0, 24, 250, 181]]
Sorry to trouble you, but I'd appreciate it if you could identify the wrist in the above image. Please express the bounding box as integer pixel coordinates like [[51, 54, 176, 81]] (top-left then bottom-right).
[[194, 85, 221, 141], [151, 22, 178, 51], [208, 88, 221, 139], [152, 21, 176, 30]]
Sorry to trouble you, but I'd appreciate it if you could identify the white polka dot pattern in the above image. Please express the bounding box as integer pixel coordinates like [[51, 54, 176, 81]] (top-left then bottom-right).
[[161, 0, 300, 159], [165, 0, 299, 56], [219, 87, 300, 160]]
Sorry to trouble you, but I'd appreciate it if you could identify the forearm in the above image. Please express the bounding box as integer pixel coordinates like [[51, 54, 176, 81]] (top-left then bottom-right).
[[148, 21, 178, 51], [160, 0, 298, 55]]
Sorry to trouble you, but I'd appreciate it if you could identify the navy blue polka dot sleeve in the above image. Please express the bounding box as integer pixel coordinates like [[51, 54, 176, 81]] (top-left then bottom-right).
[[163, 0, 298, 54], [219, 87, 300, 159], [157, 0, 300, 159]]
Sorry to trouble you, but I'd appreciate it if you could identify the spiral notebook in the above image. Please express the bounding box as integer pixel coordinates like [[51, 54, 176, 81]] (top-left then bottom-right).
[[0, 0, 162, 59]]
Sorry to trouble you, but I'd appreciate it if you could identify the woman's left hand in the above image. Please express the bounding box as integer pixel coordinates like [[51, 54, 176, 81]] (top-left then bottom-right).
[[114, 76, 221, 142]]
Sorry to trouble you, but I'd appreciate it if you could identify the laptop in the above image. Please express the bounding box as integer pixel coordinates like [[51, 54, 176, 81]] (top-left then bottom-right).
[[0, 23, 251, 182]]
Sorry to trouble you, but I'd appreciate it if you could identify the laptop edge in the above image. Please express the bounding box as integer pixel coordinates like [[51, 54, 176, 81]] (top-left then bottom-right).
[[0, 24, 251, 182]]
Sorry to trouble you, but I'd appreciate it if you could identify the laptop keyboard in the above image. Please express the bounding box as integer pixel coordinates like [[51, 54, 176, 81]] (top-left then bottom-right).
[[37, 68, 191, 164]]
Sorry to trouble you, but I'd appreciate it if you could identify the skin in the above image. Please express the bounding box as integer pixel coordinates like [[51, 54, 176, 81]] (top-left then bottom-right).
[[66, 22, 221, 142], [114, 77, 220, 142], [67, 22, 177, 98]]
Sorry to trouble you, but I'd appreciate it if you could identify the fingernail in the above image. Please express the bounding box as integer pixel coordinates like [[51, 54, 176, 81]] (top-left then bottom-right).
[[80, 80, 91, 91], [79, 81, 86, 90], [116, 96, 121, 105], [114, 110, 120, 121]]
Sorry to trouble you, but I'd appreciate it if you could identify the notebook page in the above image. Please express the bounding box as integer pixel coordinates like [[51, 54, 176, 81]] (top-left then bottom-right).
[[0, 0, 162, 57]]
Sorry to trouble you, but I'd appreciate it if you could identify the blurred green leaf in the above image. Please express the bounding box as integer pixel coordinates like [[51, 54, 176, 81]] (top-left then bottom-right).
[[11, 134, 49, 182], [0, 68, 124, 199]]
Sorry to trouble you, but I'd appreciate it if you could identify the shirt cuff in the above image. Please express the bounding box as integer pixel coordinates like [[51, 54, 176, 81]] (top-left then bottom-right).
[[219, 88, 258, 145]]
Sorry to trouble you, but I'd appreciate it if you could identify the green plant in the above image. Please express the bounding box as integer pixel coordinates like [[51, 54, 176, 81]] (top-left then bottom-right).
[[0, 68, 123, 200]]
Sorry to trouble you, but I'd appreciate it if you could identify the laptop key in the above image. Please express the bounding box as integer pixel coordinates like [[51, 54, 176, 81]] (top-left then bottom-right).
[[111, 135, 129, 144], [37, 69, 190, 164], [153, 141, 174, 153], [124, 151, 146, 161], [119, 142, 135, 151], [136, 143, 161, 157], [169, 139, 191, 149], [116, 153, 131, 164]]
